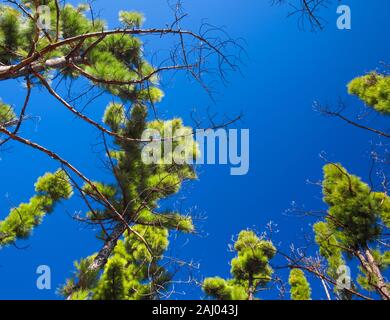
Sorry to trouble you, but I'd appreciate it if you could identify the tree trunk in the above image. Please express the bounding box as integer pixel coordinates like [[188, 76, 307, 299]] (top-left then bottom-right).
[[67, 223, 127, 299], [356, 248, 390, 300], [0, 56, 85, 80], [364, 248, 390, 300], [248, 276, 255, 300]]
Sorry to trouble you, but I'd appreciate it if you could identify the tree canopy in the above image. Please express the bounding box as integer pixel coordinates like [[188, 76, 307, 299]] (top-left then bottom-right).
[[0, 0, 388, 301]]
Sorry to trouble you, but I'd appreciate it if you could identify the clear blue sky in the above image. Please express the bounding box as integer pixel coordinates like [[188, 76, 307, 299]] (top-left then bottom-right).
[[0, 0, 389, 299]]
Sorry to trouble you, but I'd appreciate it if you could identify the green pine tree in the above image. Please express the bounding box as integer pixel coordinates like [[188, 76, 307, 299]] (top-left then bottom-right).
[[202, 230, 276, 300], [0, 1, 204, 299], [0, 170, 72, 246], [210, 71, 389, 300], [59, 101, 197, 299], [348, 72, 390, 115], [289, 269, 311, 300], [313, 163, 390, 300]]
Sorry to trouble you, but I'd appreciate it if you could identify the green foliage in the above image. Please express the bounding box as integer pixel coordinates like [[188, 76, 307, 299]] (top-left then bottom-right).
[[0, 2, 199, 298], [289, 269, 311, 300], [314, 163, 390, 298], [0, 101, 16, 124], [60, 255, 99, 299], [0, 170, 72, 246], [356, 270, 376, 293], [94, 255, 127, 300], [231, 230, 276, 283], [203, 277, 247, 300], [348, 72, 390, 115], [1, 0, 197, 301], [136, 209, 194, 233], [0, 7, 22, 63], [63, 101, 197, 299], [64, 226, 173, 300], [35, 170, 73, 201], [313, 221, 345, 279], [119, 11, 145, 28], [103, 103, 125, 132], [60, 4, 97, 39], [95, 226, 171, 300], [82, 181, 116, 200], [52, 6, 197, 294], [322, 163, 388, 248], [0, 2, 161, 103], [202, 230, 276, 300]]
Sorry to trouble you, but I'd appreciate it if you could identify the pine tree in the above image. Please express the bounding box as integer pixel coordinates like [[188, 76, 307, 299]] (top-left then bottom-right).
[[208, 70, 389, 300], [288, 71, 389, 300], [0, 0, 228, 299], [313, 163, 390, 300], [0, 1, 162, 101], [288, 269, 311, 300], [0, 169, 72, 246], [311, 70, 390, 299], [202, 230, 276, 300], [348, 72, 390, 115], [61, 102, 197, 299]]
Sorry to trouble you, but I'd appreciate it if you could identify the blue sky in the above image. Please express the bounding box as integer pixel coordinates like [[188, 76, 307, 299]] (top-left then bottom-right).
[[0, 0, 389, 299]]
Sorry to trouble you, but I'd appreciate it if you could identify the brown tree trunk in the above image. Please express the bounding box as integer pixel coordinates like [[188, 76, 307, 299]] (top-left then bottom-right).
[[364, 248, 390, 300], [356, 248, 390, 300], [0, 56, 85, 80]]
